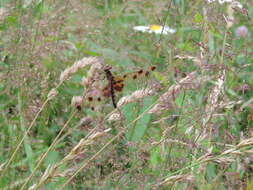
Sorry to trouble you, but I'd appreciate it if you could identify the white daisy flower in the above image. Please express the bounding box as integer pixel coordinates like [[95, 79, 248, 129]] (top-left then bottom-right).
[[218, 0, 233, 4], [133, 25, 176, 35], [206, 0, 243, 8]]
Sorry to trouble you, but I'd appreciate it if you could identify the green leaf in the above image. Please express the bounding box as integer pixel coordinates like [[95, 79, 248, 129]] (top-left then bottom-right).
[[150, 147, 160, 167], [32, 1, 44, 17], [175, 91, 185, 107], [206, 163, 217, 181], [173, 0, 183, 6], [130, 97, 152, 142], [123, 103, 138, 140], [6, 16, 18, 26]]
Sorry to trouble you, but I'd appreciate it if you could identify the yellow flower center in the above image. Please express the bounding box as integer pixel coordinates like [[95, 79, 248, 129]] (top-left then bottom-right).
[[149, 25, 161, 31]]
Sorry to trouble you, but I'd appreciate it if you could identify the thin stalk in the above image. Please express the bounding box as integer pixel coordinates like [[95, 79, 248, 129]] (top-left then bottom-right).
[[20, 110, 77, 190], [0, 82, 63, 181], [58, 99, 159, 189]]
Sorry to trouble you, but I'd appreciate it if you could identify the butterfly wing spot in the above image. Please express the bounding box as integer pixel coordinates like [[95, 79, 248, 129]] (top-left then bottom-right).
[[145, 71, 150, 77], [138, 69, 143, 74], [130, 66, 156, 79], [88, 97, 93, 101], [76, 105, 82, 111], [151, 66, 156, 71]]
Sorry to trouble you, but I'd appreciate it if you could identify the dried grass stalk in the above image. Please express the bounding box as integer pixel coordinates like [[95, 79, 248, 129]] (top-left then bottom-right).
[[108, 112, 122, 121], [201, 137, 253, 164], [47, 88, 58, 100], [78, 117, 93, 127], [203, 70, 225, 126], [0, 7, 8, 21], [159, 174, 194, 186], [175, 55, 202, 66], [0, 163, 4, 172], [149, 72, 199, 113], [214, 157, 235, 164], [117, 82, 161, 108], [28, 128, 111, 189], [156, 136, 253, 188], [59, 57, 102, 82], [28, 165, 58, 190], [237, 137, 253, 148], [226, 1, 243, 28], [107, 82, 161, 121], [63, 129, 111, 162], [196, 152, 213, 162]]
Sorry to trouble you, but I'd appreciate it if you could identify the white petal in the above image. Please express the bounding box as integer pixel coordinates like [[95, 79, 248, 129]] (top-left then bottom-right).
[[133, 25, 176, 35], [163, 26, 176, 34], [133, 26, 150, 32], [231, 1, 243, 9]]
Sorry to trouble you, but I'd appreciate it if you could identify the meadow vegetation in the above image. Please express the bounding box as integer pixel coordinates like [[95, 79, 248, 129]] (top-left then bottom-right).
[[0, 0, 252, 189]]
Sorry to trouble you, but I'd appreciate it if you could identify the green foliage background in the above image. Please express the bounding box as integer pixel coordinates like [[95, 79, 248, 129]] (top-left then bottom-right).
[[0, 0, 252, 189]]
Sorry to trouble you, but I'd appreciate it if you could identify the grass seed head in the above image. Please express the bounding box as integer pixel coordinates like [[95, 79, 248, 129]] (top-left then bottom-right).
[[60, 57, 102, 82], [47, 88, 58, 100]]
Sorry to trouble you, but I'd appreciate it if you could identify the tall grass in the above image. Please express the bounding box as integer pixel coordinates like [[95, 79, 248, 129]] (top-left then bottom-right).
[[0, 0, 252, 189]]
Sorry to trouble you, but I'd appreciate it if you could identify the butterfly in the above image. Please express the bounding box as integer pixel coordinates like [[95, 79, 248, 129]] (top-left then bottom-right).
[[85, 65, 156, 110]]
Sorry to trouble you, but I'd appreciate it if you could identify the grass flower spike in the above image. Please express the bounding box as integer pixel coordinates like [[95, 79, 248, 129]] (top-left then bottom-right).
[[133, 25, 176, 34]]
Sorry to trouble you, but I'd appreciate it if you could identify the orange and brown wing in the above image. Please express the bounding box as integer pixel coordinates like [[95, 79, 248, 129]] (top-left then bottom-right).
[[86, 65, 156, 110]]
